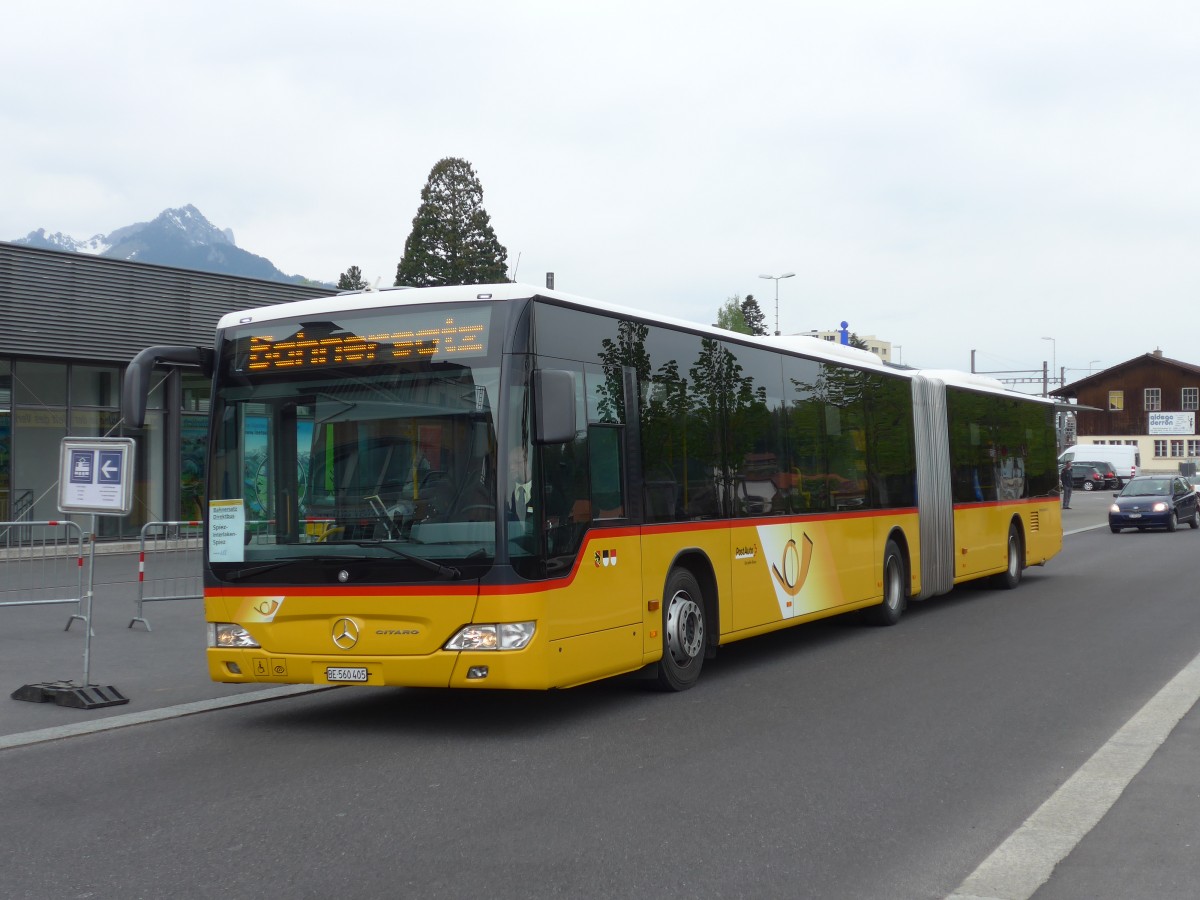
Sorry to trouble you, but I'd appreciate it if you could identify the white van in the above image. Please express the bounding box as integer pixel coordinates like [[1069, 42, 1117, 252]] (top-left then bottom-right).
[[1059, 444, 1140, 486]]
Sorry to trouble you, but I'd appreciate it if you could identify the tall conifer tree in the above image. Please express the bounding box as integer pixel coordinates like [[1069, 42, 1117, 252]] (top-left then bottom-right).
[[337, 265, 366, 290], [740, 294, 768, 336], [395, 158, 509, 286]]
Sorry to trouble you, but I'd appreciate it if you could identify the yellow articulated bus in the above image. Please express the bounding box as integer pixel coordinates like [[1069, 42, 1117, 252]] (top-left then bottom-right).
[[122, 284, 1061, 692]]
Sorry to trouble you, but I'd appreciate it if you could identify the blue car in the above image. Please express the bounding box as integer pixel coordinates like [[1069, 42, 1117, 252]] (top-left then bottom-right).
[[1109, 476, 1200, 533]]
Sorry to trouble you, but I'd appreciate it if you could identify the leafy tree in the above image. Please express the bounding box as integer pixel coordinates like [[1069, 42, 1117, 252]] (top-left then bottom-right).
[[337, 265, 367, 290], [715, 294, 750, 334], [395, 157, 509, 287], [740, 294, 768, 336]]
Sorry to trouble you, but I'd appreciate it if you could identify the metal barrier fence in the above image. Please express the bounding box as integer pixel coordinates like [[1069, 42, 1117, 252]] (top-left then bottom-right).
[[0, 520, 87, 628], [129, 520, 203, 631]]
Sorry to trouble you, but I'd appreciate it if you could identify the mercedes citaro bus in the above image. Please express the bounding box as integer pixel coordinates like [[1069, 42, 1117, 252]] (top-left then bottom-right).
[[122, 283, 1061, 692]]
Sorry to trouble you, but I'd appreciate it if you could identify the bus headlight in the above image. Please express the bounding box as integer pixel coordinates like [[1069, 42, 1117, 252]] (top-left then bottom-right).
[[445, 622, 535, 651], [208, 623, 262, 649]]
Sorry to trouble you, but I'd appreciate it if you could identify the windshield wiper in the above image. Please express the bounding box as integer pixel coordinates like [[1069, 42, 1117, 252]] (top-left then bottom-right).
[[222, 561, 296, 581], [346, 541, 462, 580], [222, 547, 462, 582], [220, 555, 369, 581]]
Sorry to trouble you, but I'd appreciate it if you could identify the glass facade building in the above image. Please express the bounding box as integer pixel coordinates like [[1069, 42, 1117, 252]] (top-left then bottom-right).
[[0, 242, 330, 539]]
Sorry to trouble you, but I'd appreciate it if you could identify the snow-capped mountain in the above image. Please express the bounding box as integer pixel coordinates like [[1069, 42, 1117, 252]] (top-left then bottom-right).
[[12, 205, 320, 285], [17, 229, 113, 255]]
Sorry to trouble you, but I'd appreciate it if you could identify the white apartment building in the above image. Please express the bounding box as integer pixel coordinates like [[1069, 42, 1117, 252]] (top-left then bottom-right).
[[799, 330, 895, 364]]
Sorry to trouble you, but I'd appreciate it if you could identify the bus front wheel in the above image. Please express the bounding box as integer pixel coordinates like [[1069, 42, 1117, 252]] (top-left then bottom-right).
[[654, 569, 706, 692]]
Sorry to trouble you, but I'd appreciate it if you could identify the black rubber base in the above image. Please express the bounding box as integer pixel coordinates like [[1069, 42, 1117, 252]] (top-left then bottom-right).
[[11, 681, 130, 709]]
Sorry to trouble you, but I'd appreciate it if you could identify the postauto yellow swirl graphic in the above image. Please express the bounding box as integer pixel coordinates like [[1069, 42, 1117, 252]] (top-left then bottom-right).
[[236, 596, 284, 623], [755, 522, 842, 619], [771, 535, 814, 598]]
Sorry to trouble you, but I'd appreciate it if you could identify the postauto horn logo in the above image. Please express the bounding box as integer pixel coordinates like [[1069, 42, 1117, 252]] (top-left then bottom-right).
[[771, 535, 814, 598]]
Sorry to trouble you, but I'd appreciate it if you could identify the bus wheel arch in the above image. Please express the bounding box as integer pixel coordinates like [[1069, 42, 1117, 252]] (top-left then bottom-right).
[[653, 551, 718, 692], [885, 526, 912, 585]]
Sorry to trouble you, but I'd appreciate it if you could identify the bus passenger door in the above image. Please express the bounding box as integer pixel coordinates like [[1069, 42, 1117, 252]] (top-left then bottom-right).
[[534, 372, 641, 637], [574, 423, 641, 630]]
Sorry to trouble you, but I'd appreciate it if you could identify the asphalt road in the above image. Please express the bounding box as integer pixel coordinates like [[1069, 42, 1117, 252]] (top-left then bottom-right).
[[2, 491, 1199, 899]]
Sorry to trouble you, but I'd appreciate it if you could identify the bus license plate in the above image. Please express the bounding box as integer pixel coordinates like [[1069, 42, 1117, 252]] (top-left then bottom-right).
[[326, 666, 368, 682]]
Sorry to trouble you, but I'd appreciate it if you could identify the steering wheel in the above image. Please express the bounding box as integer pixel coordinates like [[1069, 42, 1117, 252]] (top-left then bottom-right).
[[364, 496, 401, 539]]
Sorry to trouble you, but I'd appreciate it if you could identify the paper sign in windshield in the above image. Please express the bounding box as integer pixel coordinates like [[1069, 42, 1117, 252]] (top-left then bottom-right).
[[209, 499, 245, 563]]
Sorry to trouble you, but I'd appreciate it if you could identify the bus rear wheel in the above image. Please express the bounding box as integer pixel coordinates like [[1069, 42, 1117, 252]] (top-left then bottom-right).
[[994, 522, 1023, 590], [865, 539, 907, 626], [654, 569, 706, 692]]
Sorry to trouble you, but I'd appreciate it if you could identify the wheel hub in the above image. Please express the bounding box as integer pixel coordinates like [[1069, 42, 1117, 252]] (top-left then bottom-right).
[[666, 592, 704, 664], [884, 558, 902, 608]]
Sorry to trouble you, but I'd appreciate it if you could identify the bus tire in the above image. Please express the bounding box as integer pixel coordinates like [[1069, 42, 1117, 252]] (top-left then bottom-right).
[[994, 522, 1023, 590], [865, 539, 907, 626], [654, 569, 706, 691]]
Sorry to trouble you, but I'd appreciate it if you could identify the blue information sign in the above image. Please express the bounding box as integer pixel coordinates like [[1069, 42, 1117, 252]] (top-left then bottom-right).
[[58, 438, 136, 515], [70, 450, 95, 484], [97, 450, 123, 484]]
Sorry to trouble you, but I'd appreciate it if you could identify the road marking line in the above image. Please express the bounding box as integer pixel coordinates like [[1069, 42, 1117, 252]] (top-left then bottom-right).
[[946, 647, 1200, 900], [0, 685, 336, 751]]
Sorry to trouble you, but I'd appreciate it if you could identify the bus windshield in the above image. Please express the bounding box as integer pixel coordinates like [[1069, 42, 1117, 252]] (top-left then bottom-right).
[[207, 303, 504, 582]]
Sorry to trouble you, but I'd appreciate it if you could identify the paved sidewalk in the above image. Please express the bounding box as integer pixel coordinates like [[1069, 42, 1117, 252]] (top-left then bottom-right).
[[1, 550, 271, 738]]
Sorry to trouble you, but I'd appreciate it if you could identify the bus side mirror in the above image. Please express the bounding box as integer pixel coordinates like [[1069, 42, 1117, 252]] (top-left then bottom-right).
[[122, 345, 213, 429], [534, 369, 576, 444]]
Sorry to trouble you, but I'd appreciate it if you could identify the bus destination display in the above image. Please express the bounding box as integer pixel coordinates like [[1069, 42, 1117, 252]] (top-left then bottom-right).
[[235, 309, 490, 374]]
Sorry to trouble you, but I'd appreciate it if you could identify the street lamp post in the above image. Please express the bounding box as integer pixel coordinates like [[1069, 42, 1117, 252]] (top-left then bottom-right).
[[1041, 336, 1056, 394], [758, 272, 795, 335]]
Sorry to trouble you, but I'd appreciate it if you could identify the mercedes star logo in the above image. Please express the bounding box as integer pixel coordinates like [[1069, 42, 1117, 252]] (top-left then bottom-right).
[[332, 617, 360, 650]]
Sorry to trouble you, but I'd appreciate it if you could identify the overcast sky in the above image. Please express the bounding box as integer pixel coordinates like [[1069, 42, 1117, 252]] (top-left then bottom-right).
[[4, 1, 1198, 380]]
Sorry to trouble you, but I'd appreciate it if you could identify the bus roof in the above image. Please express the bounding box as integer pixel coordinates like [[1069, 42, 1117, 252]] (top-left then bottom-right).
[[214, 283, 536, 330], [215, 283, 1051, 404], [217, 281, 898, 368]]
